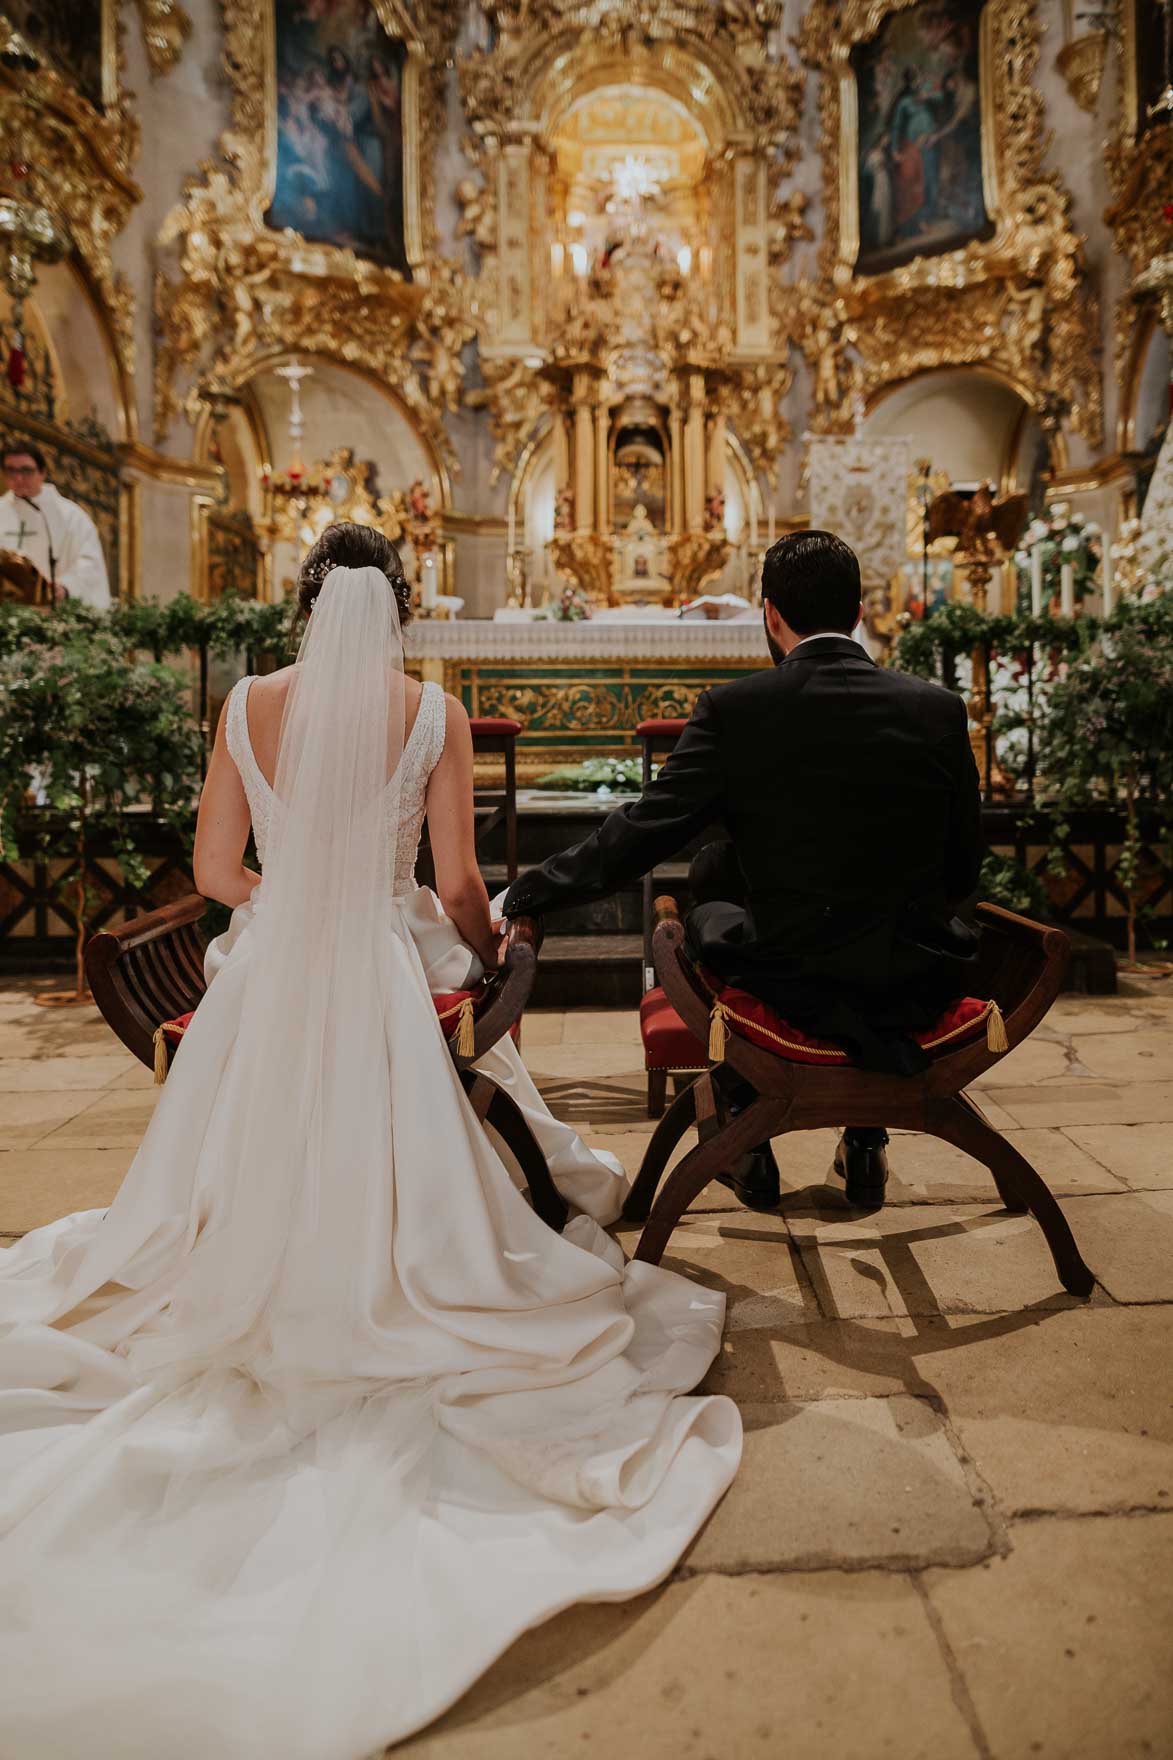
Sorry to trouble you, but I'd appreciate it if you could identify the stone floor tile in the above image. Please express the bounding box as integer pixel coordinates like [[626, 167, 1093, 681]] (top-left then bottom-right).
[[559, 1010, 643, 1046], [917, 1306, 1173, 1515], [36, 1090, 158, 1149], [686, 1395, 993, 1574], [925, 1514, 1173, 1760], [984, 1082, 1173, 1128], [1058, 1190, 1173, 1303], [1045, 1000, 1154, 1035], [971, 1038, 1071, 1087], [1063, 1122, 1173, 1189], [516, 1012, 565, 1047], [0, 1088, 100, 1146], [0, 1146, 131, 1232], [878, 1128, 1124, 1203], [522, 1044, 646, 1082], [646, 1212, 820, 1330], [1070, 1030, 1173, 1085], [699, 1318, 921, 1404], [402, 1572, 982, 1760], [102, 1060, 159, 1091], [0, 1053, 136, 1092], [785, 1200, 1100, 1319]]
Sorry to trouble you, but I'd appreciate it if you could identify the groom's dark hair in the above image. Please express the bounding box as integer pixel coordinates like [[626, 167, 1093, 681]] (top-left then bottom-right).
[[761, 530, 861, 635]]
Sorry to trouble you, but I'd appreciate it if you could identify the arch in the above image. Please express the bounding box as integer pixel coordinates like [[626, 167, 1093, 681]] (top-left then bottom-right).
[[864, 364, 1066, 484], [192, 351, 452, 514], [1117, 307, 1170, 458], [10, 257, 135, 443], [528, 37, 746, 149]]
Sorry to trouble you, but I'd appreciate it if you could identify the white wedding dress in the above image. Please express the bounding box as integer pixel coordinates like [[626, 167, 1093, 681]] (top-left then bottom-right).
[[0, 565, 740, 1760]]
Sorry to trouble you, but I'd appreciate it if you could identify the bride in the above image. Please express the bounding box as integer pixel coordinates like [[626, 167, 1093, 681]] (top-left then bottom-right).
[[0, 523, 740, 1760]]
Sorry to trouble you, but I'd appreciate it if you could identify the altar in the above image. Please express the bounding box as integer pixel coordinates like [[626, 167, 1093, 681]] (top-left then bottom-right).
[[407, 612, 769, 778]]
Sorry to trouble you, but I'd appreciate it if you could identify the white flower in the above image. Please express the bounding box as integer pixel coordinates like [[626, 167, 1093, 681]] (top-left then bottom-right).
[[1051, 500, 1070, 519], [1013, 550, 1028, 567], [1083, 520, 1101, 536], [1070, 511, 1087, 527], [1061, 534, 1081, 552], [1026, 520, 1050, 545]]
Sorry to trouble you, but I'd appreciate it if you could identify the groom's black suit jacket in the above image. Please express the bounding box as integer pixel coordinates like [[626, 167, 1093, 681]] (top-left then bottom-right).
[[502, 635, 985, 1071]]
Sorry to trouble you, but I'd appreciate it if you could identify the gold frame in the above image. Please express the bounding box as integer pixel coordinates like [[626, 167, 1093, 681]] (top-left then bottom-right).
[[154, 0, 471, 460], [797, 0, 1102, 446], [834, 0, 1000, 279]]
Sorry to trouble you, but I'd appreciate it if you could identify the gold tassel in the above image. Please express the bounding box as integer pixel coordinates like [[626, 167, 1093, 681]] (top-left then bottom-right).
[[455, 997, 476, 1059], [986, 1001, 1009, 1054], [708, 1000, 729, 1063], [153, 1027, 170, 1085]]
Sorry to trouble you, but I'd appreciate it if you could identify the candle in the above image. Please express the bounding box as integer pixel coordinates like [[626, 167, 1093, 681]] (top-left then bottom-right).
[[1030, 544, 1043, 616], [1101, 543, 1114, 617], [987, 564, 1002, 616], [506, 499, 516, 563], [1060, 560, 1075, 618], [420, 551, 438, 612]]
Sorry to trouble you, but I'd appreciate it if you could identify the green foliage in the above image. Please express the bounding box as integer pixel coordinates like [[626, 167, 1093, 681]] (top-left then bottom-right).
[[890, 601, 1099, 682], [535, 756, 647, 795], [0, 624, 205, 867], [978, 851, 1049, 919]]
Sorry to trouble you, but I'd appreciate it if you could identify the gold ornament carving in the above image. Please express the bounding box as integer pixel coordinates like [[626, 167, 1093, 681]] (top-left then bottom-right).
[[1105, 0, 1173, 420], [726, 360, 794, 488], [132, 0, 193, 76], [153, 0, 466, 455], [797, 0, 1102, 447], [549, 531, 613, 603], [667, 529, 732, 600], [1056, 32, 1108, 114], [0, 15, 141, 386]]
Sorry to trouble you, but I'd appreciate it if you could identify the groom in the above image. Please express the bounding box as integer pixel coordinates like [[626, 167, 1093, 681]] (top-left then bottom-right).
[[502, 530, 984, 1211]]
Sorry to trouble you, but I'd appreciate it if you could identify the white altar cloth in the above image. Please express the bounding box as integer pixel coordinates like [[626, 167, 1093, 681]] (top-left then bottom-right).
[[407, 616, 770, 664]]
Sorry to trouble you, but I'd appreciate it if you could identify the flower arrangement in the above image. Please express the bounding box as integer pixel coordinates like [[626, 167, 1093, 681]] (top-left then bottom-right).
[[1109, 517, 1173, 602], [549, 584, 592, 623], [1012, 502, 1102, 613], [534, 757, 647, 796]]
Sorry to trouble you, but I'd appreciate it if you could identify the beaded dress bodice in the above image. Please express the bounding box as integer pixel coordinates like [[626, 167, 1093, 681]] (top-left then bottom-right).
[[224, 675, 447, 897]]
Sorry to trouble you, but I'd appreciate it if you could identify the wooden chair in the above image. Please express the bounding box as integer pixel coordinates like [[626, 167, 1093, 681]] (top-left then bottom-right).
[[84, 896, 568, 1232], [623, 895, 1095, 1298], [469, 716, 522, 882]]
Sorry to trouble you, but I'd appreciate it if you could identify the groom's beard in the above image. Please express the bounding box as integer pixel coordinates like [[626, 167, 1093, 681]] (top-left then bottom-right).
[[763, 613, 786, 667]]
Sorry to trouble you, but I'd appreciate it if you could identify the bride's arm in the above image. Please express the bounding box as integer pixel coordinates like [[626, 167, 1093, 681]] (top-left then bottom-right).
[[425, 695, 501, 970], [192, 707, 261, 909]]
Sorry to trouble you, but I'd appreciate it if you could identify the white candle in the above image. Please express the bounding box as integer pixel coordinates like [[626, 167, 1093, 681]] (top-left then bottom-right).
[[1101, 544, 1114, 617], [420, 551, 438, 611], [1030, 544, 1043, 615], [987, 564, 1002, 616], [506, 500, 516, 560], [1060, 560, 1075, 618]]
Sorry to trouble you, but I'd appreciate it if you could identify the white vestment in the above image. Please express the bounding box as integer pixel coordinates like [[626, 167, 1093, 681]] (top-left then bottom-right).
[[0, 481, 111, 608]]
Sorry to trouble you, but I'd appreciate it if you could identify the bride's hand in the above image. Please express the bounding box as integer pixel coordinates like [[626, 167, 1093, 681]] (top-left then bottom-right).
[[489, 918, 509, 968]]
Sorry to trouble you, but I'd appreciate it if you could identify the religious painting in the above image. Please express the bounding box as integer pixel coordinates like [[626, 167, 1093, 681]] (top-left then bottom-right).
[[5, 0, 107, 110], [266, 0, 410, 276], [851, 0, 993, 276]]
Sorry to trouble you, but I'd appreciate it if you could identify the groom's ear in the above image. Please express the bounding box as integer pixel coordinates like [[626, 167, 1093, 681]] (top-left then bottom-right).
[[763, 598, 789, 652]]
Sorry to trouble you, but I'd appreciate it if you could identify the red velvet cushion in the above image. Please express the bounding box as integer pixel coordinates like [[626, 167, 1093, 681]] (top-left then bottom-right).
[[159, 1010, 195, 1043], [708, 984, 995, 1065], [639, 984, 996, 1071], [640, 987, 707, 1070], [635, 719, 687, 741], [469, 718, 522, 738]]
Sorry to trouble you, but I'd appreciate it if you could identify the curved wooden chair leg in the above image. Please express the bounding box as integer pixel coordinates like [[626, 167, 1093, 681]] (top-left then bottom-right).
[[956, 1092, 1028, 1212], [633, 1096, 783, 1266], [478, 1080, 569, 1234], [926, 1096, 1095, 1298], [624, 1079, 699, 1223]]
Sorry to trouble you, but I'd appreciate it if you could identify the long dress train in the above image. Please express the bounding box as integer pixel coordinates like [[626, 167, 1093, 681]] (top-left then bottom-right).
[[0, 631, 740, 1758]]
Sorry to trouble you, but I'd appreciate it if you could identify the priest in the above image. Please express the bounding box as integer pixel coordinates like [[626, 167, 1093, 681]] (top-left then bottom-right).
[[0, 442, 111, 609]]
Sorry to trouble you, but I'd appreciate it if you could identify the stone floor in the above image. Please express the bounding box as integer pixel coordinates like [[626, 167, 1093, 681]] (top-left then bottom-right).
[[2, 975, 1172, 1758]]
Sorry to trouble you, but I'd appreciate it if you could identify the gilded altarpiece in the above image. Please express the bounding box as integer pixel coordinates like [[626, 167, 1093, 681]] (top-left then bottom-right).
[[797, 0, 1103, 448]]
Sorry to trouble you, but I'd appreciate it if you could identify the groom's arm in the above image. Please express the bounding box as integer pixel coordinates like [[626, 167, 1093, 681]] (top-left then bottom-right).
[[501, 690, 724, 919]]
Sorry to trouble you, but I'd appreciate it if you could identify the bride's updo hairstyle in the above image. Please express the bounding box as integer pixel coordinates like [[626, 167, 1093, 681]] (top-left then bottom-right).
[[296, 521, 412, 626]]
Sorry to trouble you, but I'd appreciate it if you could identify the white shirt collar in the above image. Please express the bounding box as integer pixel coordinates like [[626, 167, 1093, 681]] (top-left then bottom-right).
[[789, 630, 856, 652]]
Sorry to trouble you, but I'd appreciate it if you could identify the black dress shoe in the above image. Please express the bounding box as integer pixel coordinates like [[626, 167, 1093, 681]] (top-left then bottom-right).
[[832, 1132, 890, 1209], [715, 1142, 781, 1212]]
